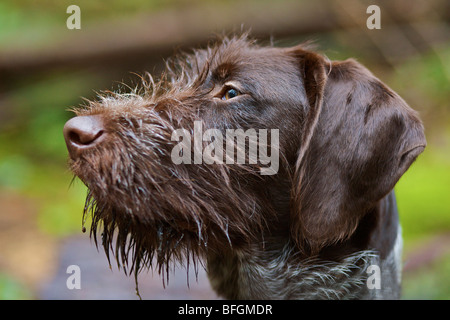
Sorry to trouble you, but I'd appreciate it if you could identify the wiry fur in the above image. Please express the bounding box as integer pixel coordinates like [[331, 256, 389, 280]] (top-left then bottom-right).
[[65, 34, 425, 299], [70, 35, 279, 287], [207, 244, 378, 299]]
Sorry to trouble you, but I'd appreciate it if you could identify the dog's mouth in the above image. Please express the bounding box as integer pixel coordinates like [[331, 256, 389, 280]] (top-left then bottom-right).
[[72, 147, 268, 255]]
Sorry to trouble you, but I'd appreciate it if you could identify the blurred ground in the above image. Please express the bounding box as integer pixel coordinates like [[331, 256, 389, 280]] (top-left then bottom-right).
[[0, 190, 218, 300], [39, 236, 219, 300], [0, 191, 56, 297]]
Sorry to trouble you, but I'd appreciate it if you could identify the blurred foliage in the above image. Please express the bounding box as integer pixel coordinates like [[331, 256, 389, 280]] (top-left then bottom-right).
[[0, 71, 98, 236], [0, 0, 252, 49], [390, 45, 450, 130], [0, 273, 32, 299], [403, 255, 450, 300], [1, 72, 100, 161], [392, 44, 450, 250], [396, 147, 450, 245], [1, 77, 90, 243]]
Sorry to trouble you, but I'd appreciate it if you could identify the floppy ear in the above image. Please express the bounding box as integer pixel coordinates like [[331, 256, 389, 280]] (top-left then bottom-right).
[[290, 50, 426, 254]]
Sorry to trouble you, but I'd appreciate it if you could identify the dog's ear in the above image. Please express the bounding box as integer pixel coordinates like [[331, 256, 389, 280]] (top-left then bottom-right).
[[289, 47, 426, 254]]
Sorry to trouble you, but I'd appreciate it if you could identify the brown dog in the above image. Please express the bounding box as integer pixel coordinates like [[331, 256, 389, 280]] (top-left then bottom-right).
[[63, 35, 425, 299]]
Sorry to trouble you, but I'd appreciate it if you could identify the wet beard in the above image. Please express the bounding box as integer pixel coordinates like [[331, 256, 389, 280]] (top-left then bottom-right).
[[82, 188, 206, 297]]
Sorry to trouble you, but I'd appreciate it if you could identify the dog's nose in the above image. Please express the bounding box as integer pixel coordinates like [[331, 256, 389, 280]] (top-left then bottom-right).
[[63, 115, 105, 158]]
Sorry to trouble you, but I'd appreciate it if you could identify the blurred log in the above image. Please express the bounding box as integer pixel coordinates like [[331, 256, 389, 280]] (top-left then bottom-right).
[[0, 1, 336, 78], [0, 0, 448, 81]]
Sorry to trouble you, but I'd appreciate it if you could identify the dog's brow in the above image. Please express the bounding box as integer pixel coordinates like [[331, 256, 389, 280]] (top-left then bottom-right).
[[212, 62, 236, 82]]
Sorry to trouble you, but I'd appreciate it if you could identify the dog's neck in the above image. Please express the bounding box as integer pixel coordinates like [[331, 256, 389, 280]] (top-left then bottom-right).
[[206, 242, 374, 299], [206, 191, 402, 300], [206, 233, 402, 300]]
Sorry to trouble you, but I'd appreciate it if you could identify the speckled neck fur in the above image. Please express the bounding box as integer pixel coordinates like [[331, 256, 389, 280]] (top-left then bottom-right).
[[207, 229, 402, 300]]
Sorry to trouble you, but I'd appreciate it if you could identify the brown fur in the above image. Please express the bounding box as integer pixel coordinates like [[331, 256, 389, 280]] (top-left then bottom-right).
[[64, 34, 425, 299]]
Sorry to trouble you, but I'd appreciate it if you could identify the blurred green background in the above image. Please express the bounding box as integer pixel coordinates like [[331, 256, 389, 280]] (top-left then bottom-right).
[[0, 0, 449, 299]]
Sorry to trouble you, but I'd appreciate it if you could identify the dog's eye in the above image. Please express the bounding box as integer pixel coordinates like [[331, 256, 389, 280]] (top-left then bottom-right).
[[222, 88, 240, 100]]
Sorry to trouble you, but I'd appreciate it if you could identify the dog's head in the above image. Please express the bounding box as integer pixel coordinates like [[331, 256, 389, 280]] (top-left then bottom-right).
[[64, 35, 425, 278]]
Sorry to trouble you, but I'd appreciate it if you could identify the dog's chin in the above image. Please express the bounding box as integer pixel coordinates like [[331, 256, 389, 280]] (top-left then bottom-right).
[[83, 193, 205, 281]]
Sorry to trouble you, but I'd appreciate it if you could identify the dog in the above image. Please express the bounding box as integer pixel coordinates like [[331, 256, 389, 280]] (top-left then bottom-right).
[[63, 34, 426, 299]]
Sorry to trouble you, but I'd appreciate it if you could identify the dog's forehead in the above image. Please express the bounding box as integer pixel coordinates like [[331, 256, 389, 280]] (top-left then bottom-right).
[[203, 41, 302, 98], [213, 44, 295, 76]]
